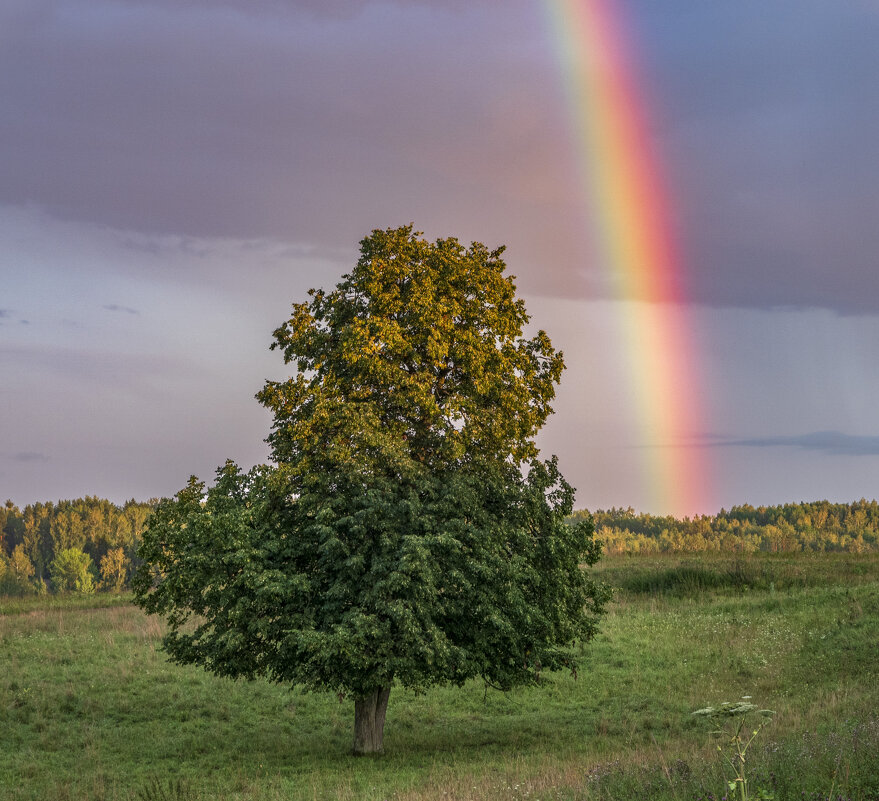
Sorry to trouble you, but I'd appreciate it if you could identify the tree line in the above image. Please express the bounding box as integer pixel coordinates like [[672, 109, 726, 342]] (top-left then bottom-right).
[[3, 493, 877, 597], [574, 498, 879, 554], [0, 497, 156, 596]]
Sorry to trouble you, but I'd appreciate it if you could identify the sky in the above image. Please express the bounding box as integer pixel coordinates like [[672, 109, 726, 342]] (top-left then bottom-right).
[[2, 0, 879, 517]]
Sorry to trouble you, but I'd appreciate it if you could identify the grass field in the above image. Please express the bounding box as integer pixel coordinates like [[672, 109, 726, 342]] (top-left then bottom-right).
[[2, 552, 878, 800]]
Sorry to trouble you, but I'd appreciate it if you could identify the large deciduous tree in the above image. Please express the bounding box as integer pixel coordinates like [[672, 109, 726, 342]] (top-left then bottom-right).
[[133, 226, 608, 754]]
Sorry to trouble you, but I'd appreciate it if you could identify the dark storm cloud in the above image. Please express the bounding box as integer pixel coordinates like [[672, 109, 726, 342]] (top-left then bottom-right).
[[3, 0, 879, 311], [719, 431, 879, 457], [637, 0, 879, 313], [0, 0, 556, 246]]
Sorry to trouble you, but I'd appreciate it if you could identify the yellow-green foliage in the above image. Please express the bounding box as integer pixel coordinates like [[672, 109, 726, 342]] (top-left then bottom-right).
[[575, 499, 879, 554], [0, 497, 154, 594]]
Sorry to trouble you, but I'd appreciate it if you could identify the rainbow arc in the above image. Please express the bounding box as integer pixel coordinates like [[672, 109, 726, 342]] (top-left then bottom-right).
[[544, 0, 711, 516]]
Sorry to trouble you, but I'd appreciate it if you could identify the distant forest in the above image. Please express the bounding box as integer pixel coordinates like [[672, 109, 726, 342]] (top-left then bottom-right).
[[2, 495, 877, 596], [576, 499, 879, 555], [0, 497, 155, 596]]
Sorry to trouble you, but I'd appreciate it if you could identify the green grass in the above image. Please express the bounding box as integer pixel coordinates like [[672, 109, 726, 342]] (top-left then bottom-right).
[[2, 553, 878, 800], [593, 550, 879, 597], [0, 590, 135, 617]]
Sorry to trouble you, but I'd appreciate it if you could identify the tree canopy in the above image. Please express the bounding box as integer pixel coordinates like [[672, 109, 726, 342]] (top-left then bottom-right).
[[133, 226, 609, 753], [49, 547, 96, 593]]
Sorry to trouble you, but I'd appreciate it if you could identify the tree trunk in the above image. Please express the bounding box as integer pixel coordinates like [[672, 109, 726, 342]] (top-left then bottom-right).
[[352, 685, 391, 755]]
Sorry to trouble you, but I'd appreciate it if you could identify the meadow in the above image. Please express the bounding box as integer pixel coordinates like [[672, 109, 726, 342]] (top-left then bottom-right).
[[2, 552, 878, 801]]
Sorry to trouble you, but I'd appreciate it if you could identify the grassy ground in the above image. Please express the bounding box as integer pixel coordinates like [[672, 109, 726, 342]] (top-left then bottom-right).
[[2, 552, 878, 800]]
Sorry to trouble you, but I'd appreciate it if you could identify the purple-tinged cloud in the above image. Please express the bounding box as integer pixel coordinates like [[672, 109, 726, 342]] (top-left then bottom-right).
[[5, 1, 878, 310]]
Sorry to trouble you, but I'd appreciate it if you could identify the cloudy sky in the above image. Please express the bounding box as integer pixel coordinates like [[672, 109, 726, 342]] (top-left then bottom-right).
[[3, 0, 879, 516]]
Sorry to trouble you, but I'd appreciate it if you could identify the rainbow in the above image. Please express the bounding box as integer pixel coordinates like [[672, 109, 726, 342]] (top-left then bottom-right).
[[543, 0, 711, 516]]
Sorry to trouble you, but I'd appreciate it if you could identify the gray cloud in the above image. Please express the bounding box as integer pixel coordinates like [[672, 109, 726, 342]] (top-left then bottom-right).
[[2, 0, 879, 311], [716, 431, 879, 457], [8, 452, 50, 463], [103, 304, 139, 315], [0, 0, 550, 239], [641, 1, 879, 313], [108, 0, 473, 17]]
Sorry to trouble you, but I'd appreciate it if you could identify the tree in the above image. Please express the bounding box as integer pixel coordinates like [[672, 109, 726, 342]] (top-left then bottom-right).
[[50, 547, 96, 593], [9, 544, 35, 583], [1, 546, 36, 596], [49, 511, 85, 555], [100, 547, 129, 592], [22, 503, 52, 581], [134, 225, 608, 754]]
